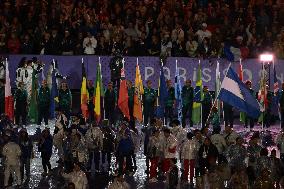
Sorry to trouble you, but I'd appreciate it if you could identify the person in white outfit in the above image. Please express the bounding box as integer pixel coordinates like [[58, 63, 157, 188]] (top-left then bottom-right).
[[62, 162, 88, 189], [85, 123, 103, 172], [2, 135, 22, 187], [181, 132, 197, 184], [108, 174, 130, 189], [223, 125, 239, 146], [83, 32, 97, 54]]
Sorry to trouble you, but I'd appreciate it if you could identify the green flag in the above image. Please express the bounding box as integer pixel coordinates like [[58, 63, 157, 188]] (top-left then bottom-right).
[[29, 70, 38, 123], [192, 63, 203, 125]]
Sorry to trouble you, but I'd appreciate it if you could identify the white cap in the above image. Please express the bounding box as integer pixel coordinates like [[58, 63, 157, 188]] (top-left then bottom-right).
[[202, 23, 207, 28]]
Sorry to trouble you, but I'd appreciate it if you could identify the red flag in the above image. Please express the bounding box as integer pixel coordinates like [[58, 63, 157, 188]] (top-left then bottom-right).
[[118, 66, 130, 120], [4, 59, 14, 120]]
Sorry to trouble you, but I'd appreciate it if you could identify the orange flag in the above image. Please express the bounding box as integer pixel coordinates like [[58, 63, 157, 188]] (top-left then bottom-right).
[[80, 60, 89, 119], [118, 60, 130, 120], [133, 60, 144, 122]]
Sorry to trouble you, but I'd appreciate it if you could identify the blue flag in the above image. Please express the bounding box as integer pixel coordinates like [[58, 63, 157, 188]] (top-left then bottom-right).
[[50, 68, 58, 119], [156, 66, 168, 119], [175, 62, 182, 123], [218, 67, 261, 119]]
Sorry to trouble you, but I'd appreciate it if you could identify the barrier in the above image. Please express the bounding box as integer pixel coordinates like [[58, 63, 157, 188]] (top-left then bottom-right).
[[6, 55, 284, 90]]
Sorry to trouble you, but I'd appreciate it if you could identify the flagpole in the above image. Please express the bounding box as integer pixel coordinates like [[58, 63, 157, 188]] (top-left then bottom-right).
[[199, 60, 203, 128], [205, 62, 232, 126], [99, 57, 105, 120], [262, 62, 264, 131]]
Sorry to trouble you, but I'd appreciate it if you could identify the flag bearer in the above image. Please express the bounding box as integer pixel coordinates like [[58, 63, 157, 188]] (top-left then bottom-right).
[[37, 80, 50, 126], [201, 86, 212, 127], [58, 81, 72, 120], [181, 79, 194, 128], [165, 80, 175, 125], [244, 80, 256, 129], [143, 80, 157, 126], [279, 82, 284, 129], [14, 81, 28, 126]]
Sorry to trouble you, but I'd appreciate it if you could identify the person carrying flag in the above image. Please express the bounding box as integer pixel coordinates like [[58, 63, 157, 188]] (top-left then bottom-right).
[[127, 80, 135, 129], [58, 81, 72, 120], [104, 82, 117, 125], [14, 81, 28, 127], [264, 85, 273, 128], [201, 86, 212, 128], [165, 80, 175, 125], [181, 79, 194, 128], [244, 80, 256, 129], [143, 80, 157, 126]]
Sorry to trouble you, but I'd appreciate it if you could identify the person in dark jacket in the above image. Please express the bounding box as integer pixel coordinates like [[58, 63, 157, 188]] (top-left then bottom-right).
[[117, 121, 134, 175], [14, 82, 28, 126], [58, 81, 72, 120], [104, 82, 117, 124], [181, 79, 194, 128], [127, 80, 135, 129], [202, 86, 212, 127], [198, 137, 219, 175], [38, 80, 50, 126], [223, 102, 234, 128], [109, 55, 123, 90], [38, 128, 53, 176], [19, 128, 33, 182], [244, 80, 256, 129], [165, 80, 175, 125], [143, 80, 157, 126], [101, 121, 115, 172]]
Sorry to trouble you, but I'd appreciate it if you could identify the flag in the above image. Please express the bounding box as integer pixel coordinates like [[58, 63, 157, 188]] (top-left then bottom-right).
[[4, 59, 14, 120], [258, 63, 267, 122], [175, 61, 182, 123], [218, 67, 261, 119], [239, 60, 246, 123], [81, 61, 89, 119], [156, 66, 168, 119], [215, 61, 221, 118], [118, 60, 130, 120], [192, 63, 203, 124], [273, 63, 279, 95], [93, 62, 104, 122], [271, 63, 280, 116], [133, 62, 144, 122], [224, 44, 249, 62], [50, 66, 58, 119], [28, 69, 38, 123]]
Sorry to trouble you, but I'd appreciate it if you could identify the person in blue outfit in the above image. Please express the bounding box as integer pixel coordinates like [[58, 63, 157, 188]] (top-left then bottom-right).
[[117, 121, 134, 175]]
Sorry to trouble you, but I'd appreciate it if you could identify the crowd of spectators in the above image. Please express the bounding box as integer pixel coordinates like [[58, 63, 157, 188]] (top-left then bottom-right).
[[0, 0, 284, 59]]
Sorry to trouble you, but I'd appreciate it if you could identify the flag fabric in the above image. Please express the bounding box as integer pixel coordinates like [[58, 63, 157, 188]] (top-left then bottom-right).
[[224, 44, 249, 62], [273, 63, 279, 95], [258, 63, 267, 122], [81, 62, 89, 119], [133, 63, 144, 122], [271, 63, 280, 116], [239, 61, 246, 123], [218, 67, 261, 119], [156, 66, 168, 119], [215, 61, 221, 119], [192, 63, 203, 124], [93, 62, 104, 122], [175, 61, 182, 123], [50, 67, 58, 119], [118, 62, 130, 120], [28, 69, 38, 123], [4, 59, 14, 120]]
